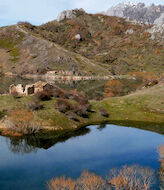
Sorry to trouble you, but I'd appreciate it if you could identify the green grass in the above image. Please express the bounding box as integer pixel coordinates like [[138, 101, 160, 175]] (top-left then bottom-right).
[[0, 30, 24, 63], [0, 83, 163, 136]]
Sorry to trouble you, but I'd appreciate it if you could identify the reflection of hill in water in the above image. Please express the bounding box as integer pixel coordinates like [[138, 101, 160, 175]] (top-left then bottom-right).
[[6, 127, 91, 154]]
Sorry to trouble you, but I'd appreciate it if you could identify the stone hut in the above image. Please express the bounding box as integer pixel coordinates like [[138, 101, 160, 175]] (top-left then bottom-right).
[[9, 81, 54, 96]]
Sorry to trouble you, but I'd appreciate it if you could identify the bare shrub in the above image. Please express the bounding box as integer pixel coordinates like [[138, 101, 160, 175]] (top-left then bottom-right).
[[48, 176, 76, 190], [48, 165, 154, 190], [73, 104, 89, 118], [56, 98, 73, 113], [17, 21, 35, 30], [108, 165, 154, 190], [2, 110, 40, 136], [77, 170, 106, 190]]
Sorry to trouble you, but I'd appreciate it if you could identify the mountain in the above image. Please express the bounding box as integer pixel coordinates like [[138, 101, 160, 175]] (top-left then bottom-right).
[[104, 2, 164, 25], [0, 8, 163, 77]]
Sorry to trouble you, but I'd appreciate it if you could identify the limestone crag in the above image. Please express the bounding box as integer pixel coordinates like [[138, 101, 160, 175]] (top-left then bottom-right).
[[57, 8, 85, 22], [105, 2, 164, 25]]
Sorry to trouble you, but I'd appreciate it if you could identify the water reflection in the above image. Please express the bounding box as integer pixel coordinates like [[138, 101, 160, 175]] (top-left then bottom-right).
[[0, 125, 164, 190], [5, 127, 91, 154], [6, 138, 38, 155]]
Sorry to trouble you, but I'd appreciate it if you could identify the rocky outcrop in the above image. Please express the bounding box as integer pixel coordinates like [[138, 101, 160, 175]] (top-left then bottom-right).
[[154, 13, 164, 25], [105, 2, 164, 25], [147, 25, 164, 43], [57, 8, 85, 22]]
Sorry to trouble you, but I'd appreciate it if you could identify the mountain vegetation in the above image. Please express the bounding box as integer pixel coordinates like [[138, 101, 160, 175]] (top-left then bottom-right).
[[0, 8, 163, 77]]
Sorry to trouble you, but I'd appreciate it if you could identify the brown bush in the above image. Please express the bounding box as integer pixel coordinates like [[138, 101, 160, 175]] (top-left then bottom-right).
[[128, 72, 158, 82], [77, 170, 106, 190], [56, 98, 73, 113], [35, 90, 52, 101], [73, 104, 89, 118], [2, 109, 40, 135], [48, 176, 76, 190], [48, 165, 154, 190], [108, 165, 154, 190], [104, 80, 124, 98]]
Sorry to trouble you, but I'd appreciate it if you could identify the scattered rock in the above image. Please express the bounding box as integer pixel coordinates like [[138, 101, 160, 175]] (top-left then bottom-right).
[[125, 28, 134, 35], [74, 34, 81, 40]]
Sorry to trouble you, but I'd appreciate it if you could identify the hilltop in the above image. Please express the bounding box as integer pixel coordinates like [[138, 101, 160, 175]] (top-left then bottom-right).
[[0, 8, 163, 77]]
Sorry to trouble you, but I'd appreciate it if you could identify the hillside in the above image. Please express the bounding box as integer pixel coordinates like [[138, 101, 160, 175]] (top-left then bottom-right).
[[0, 25, 109, 76], [23, 9, 164, 76], [0, 9, 164, 77]]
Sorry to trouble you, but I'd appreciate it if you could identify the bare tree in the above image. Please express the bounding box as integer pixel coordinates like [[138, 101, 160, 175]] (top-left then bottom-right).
[[108, 165, 154, 190]]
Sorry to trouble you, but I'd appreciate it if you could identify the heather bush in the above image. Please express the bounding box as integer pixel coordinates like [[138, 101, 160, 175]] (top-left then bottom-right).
[[26, 100, 43, 111], [56, 98, 73, 113]]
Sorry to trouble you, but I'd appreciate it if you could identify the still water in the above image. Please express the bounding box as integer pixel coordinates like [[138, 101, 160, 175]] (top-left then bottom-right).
[[0, 125, 164, 190]]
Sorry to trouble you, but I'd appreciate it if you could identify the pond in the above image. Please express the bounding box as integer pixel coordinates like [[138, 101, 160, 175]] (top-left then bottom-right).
[[0, 124, 164, 190]]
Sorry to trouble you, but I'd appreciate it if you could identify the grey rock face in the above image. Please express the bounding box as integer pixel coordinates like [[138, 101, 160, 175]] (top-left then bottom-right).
[[105, 2, 164, 25], [154, 13, 164, 25], [57, 8, 85, 22]]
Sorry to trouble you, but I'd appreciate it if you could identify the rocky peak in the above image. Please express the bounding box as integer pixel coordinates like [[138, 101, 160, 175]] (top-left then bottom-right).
[[104, 2, 164, 25], [57, 8, 85, 22]]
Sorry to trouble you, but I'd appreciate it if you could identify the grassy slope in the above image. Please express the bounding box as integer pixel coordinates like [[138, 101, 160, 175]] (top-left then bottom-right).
[[0, 25, 110, 76], [0, 83, 163, 136]]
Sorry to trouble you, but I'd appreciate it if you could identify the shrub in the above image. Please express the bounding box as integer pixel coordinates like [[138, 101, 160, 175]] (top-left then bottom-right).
[[99, 108, 109, 117], [2, 109, 40, 136], [48, 176, 76, 190], [35, 90, 52, 101], [26, 100, 43, 111], [65, 111, 79, 122], [108, 165, 154, 190], [48, 165, 154, 190], [56, 98, 73, 113], [73, 104, 89, 118], [104, 79, 124, 98]]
